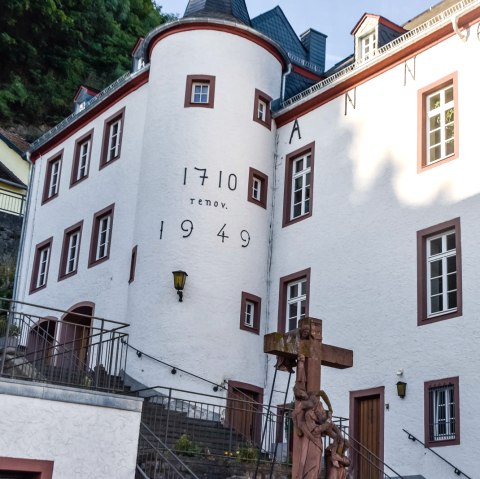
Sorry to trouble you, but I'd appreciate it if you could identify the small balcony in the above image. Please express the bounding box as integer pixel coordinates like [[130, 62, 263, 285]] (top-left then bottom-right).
[[0, 300, 129, 392], [0, 187, 26, 217]]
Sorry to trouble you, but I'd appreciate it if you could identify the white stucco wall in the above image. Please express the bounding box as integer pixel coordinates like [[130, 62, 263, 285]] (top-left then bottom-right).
[[125, 27, 283, 396], [15, 83, 148, 326], [0, 379, 142, 479], [271, 22, 480, 478]]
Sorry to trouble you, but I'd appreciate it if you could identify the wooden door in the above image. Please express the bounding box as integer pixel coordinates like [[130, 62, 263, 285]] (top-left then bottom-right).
[[226, 382, 263, 446], [351, 387, 384, 479]]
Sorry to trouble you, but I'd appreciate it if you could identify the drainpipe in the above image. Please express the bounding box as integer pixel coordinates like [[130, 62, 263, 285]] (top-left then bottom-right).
[[452, 14, 467, 42], [11, 151, 35, 313], [281, 63, 292, 102]]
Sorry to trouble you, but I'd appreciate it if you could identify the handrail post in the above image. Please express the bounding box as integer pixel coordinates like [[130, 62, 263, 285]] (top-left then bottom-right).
[[164, 388, 172, 446], [94, 319, 105, 389]]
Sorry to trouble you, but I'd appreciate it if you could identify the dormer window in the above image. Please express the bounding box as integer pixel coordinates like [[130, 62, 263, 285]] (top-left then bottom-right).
[[360, 31, 376, 60]]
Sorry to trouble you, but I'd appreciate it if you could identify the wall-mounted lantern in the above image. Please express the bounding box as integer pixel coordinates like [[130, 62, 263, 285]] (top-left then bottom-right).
[[172, 271, 188, 302], [396, 381, 407, 399]]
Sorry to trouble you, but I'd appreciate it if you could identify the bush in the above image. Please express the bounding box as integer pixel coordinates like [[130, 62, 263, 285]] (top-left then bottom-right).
[[174, 434, 202, 457]]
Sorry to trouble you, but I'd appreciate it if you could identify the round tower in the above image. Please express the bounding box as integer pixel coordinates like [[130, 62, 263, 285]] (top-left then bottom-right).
[[125, 1, 288, 397]]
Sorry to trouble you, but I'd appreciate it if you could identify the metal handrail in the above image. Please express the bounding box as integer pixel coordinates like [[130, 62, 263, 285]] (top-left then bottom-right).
[[0, 187, 26, 217], [138, 422, 201, 479], [0, 303, 129, 392], [3, 298, 130, 328], [403, 429, 472, 478], [340, 427, 405, 479], [280, 0, 479, 110]]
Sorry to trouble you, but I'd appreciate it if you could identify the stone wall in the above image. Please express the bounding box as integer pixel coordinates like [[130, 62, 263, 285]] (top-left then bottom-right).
[[0, 211, 22, 258]]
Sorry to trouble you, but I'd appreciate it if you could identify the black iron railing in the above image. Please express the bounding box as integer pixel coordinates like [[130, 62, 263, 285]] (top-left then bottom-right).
[[0, 299, 129, 392], [403, 429, 472, 479], [0, 187, 26, 216], [137, 422, 201, 479], [135, 385, 296, 478]]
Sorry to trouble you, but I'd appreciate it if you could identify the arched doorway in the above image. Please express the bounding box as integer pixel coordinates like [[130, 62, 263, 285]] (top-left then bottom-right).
[[59, 303, 94, 370], [26, 317, 57, 370]]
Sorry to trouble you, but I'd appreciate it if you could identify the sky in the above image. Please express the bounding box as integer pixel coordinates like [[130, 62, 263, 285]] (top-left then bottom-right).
[[158, 0, 440, 67]]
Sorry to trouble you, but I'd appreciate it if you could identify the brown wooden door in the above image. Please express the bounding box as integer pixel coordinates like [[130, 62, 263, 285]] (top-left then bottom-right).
[[352, 390, 383, 479], [226, 383, 263, 446]]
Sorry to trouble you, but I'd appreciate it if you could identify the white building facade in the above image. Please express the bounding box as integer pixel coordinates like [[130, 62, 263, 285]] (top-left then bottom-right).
[[13, 0, 480, 476]]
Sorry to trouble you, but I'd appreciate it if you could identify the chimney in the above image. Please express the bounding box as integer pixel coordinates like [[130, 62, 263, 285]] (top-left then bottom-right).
[[300, 29, 327, 73]]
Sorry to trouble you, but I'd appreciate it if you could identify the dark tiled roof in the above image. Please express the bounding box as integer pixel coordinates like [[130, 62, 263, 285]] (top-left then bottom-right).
[[0, 128, 30, 155], [0, 162, 26, 188], [252, 7, 306, 59], [378, 24, 404, 48], [284, 71, 317, 100], [184, 0, 251, 26]]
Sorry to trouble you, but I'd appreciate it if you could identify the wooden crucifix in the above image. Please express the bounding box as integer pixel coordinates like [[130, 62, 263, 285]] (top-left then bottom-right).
[[264, 317, 353, 479]]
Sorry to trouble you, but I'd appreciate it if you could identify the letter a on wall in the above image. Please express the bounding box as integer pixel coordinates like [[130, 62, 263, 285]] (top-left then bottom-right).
[[289, 119, 302, 144]]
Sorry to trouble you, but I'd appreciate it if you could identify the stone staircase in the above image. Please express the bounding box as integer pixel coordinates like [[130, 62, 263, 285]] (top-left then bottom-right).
[[137, 397, 291, 479]]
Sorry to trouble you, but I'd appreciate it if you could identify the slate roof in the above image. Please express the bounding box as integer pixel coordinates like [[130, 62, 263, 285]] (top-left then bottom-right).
[[0, 128, 30, 156], [251, 7, 307, 60], [0, 162, 26, 188], [284, 71, 317, 99], [183, 0, 251, 26]]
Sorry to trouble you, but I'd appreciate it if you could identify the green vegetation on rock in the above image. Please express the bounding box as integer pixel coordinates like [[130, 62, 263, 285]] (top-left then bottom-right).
[[0, 0, 174, 129]]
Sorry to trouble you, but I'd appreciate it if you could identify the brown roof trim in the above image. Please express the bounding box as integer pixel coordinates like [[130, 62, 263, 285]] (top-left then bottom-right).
[[276, 6, 480, 128], [31, 70, 149, 162], [351, 13, 406, 36], [146, 21, 288, 71], [291, 64, 324, 82]]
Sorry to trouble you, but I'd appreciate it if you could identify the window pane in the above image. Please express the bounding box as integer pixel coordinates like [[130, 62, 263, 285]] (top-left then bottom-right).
[[445, 140, 454, 156], [429, 130, 441, 146], [289, 284, 298, 298], [445, 87, 453, 103], [446, 233, 455, 251], [430, 277, 443, 295], [294, 159, 303, 173], [430, 260, 442, 278], [429, 94, 440, 111], [448, 291, 457, 309], [301, 281, 306, 295], [431, 295, 443, 313], [430, 238, 443, 255], [429, 115, 440, 130], [446, 255, 456, 273], [447, 273, 457, 291]]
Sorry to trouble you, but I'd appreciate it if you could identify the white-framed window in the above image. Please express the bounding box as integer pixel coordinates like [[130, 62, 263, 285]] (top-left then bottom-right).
[[66, 231, 80, 274], [286, 278, 307, 331], [430, 385, 455, 441], [43, 153, 63, 203], [108, 119, 122, 162], [257, 99, 267, 122], [77, 140, 90, 180], [49, 160, 60, 197], [252, 177, 262, 202], [425, 377, 459, 447], [240, 292, 261, 334], [245, 301, 255, 328], [291, 153, 311, 220], [89, 204, 115, 267], [96, 215, 111, 261], [37, 247, 50, 288], [426, 84, 455, 165], [253, 89, 272, 129], [101, 108, 125, 168], [360, 31, 376, 60], [30, 237, 53, 293], [192, 82, 209, 104], [427, 230, 457, 317], [185, 75, 215, 109]]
